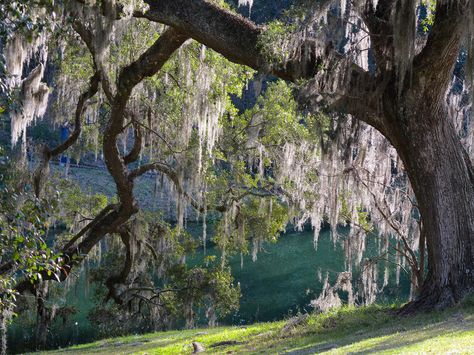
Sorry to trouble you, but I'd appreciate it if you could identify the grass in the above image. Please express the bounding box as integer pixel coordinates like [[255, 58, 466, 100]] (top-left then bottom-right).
[[38, 297, 474, 354]]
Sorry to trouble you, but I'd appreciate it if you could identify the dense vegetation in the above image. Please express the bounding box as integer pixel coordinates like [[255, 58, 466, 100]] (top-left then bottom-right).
[[1, 0, 474, 353]]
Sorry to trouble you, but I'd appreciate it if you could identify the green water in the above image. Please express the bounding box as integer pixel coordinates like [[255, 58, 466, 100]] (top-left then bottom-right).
[[8, 227, 410, 353], [192, 227, 410, 324]]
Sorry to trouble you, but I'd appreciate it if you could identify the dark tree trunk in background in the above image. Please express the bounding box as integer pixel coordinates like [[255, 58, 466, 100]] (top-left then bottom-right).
[[35, 282, 56, 350]]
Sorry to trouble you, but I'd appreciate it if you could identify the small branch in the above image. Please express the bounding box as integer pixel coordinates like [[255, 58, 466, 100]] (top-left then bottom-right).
[[133, 118, 185, 155], [129, 161, 205, 212], [72, 20, 114, 101], [33, 71, 100, 197], [123, 117, 142, 165]]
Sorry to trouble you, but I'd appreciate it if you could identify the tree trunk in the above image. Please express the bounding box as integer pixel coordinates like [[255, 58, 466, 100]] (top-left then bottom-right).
[[35, 282, 56, 350], [387, 96, 474, 311], [0, 311, 7, 355]]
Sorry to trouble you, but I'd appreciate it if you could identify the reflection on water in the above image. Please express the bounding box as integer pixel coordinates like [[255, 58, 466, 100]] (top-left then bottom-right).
[[8, 226, 410, 353]]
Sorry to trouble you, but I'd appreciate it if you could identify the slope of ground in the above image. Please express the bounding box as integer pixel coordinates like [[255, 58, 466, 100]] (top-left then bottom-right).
[[38, 297, 474, 354]]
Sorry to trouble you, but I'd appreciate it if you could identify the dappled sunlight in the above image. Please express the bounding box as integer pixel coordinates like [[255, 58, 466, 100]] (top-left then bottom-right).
[[37, 303, 474, 354], [3, 1, 474, 354]]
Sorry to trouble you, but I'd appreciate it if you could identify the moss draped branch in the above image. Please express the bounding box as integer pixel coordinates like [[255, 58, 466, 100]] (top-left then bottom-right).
[[15, 27, 189, 296], [33, 71, 100, 197]]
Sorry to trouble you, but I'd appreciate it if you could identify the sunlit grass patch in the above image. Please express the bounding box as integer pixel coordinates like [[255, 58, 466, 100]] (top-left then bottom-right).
[[39, 297, 474, 354]]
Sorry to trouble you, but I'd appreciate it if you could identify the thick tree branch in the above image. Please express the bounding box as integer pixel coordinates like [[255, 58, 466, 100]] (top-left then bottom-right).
[[15, 204, 120, 294], [140, 0, 321, 81], [62, 204, 118, 252], [141, 0, 381, 129], [413, 1, 469, 98]]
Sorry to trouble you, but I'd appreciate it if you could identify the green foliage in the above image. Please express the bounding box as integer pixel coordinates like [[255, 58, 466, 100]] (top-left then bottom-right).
[[0, 1, 54, 39], [356, 207, 372, 232], [253, 81, 308, 145], [338, 193, 373, 232], [109, 19, 160, 79], [87, 214, 240, 336], [257, 20, 296, 66], [27, 122, 61, 146], [208, 79, 315, 260], [168, 262, 241, 320], [0, 188, 63, 311], [218, 80, 310, 168], [58, 39, 94, 83], [306, 112, 332, 148], [54, 178, 108, 227], [421, 0, 436, 33], [213, 196, 288, 256]]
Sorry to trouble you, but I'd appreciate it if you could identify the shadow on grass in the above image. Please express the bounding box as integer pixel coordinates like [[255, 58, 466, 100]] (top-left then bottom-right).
[[45, 301, 474, 355], [282, 311, 473, 355]]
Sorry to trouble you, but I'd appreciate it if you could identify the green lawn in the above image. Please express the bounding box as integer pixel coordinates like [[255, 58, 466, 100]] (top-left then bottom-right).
[[38, 297, 474, 354]]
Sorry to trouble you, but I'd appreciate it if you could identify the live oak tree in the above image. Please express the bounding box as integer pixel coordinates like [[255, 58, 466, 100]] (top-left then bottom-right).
[[2, 4, 474, 349], [1, 1, 297, 349], [135, 0, 474, 311]]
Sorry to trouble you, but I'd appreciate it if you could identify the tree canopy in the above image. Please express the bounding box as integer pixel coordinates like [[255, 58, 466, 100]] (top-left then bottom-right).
[[1, 0, 474, 352]]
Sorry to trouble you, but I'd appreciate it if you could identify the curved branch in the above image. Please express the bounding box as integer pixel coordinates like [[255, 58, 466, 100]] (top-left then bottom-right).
[[105, 27, 187, 212], [123, 117, 142, 165], [33, 71, 100, 197], [16, 28, 189, 298], [51, 72, 101, 157], [413, 1, 469, 97], [140, 0, 320, 81]]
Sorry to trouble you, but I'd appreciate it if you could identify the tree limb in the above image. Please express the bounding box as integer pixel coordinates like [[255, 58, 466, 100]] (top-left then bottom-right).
[[413, 1, 469, 101], [33, 71, 100, 197], [123, 117, 142, 165]]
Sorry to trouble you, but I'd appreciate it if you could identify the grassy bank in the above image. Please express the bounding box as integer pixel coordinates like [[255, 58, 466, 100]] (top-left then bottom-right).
[[38, 297, 474, 354]]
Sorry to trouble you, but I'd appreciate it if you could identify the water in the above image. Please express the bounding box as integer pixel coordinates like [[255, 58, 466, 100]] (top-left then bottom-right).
[[192, 227, 410, 324], [8, 226, 410, 353]]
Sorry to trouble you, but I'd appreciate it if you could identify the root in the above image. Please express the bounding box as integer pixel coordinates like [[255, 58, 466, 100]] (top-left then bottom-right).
[[399, 285, 473, 316]]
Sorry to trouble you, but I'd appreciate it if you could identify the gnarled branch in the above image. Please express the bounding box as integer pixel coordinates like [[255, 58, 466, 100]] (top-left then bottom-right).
[[33, 71, 100, 197]]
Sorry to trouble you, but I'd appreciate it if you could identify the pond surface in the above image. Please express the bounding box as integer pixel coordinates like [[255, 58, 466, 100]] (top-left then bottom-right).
[[8, 226, 410, 353]]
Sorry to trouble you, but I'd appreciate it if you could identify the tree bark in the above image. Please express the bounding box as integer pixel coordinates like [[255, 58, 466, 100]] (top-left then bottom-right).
[[387, 100, 474, 311]]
